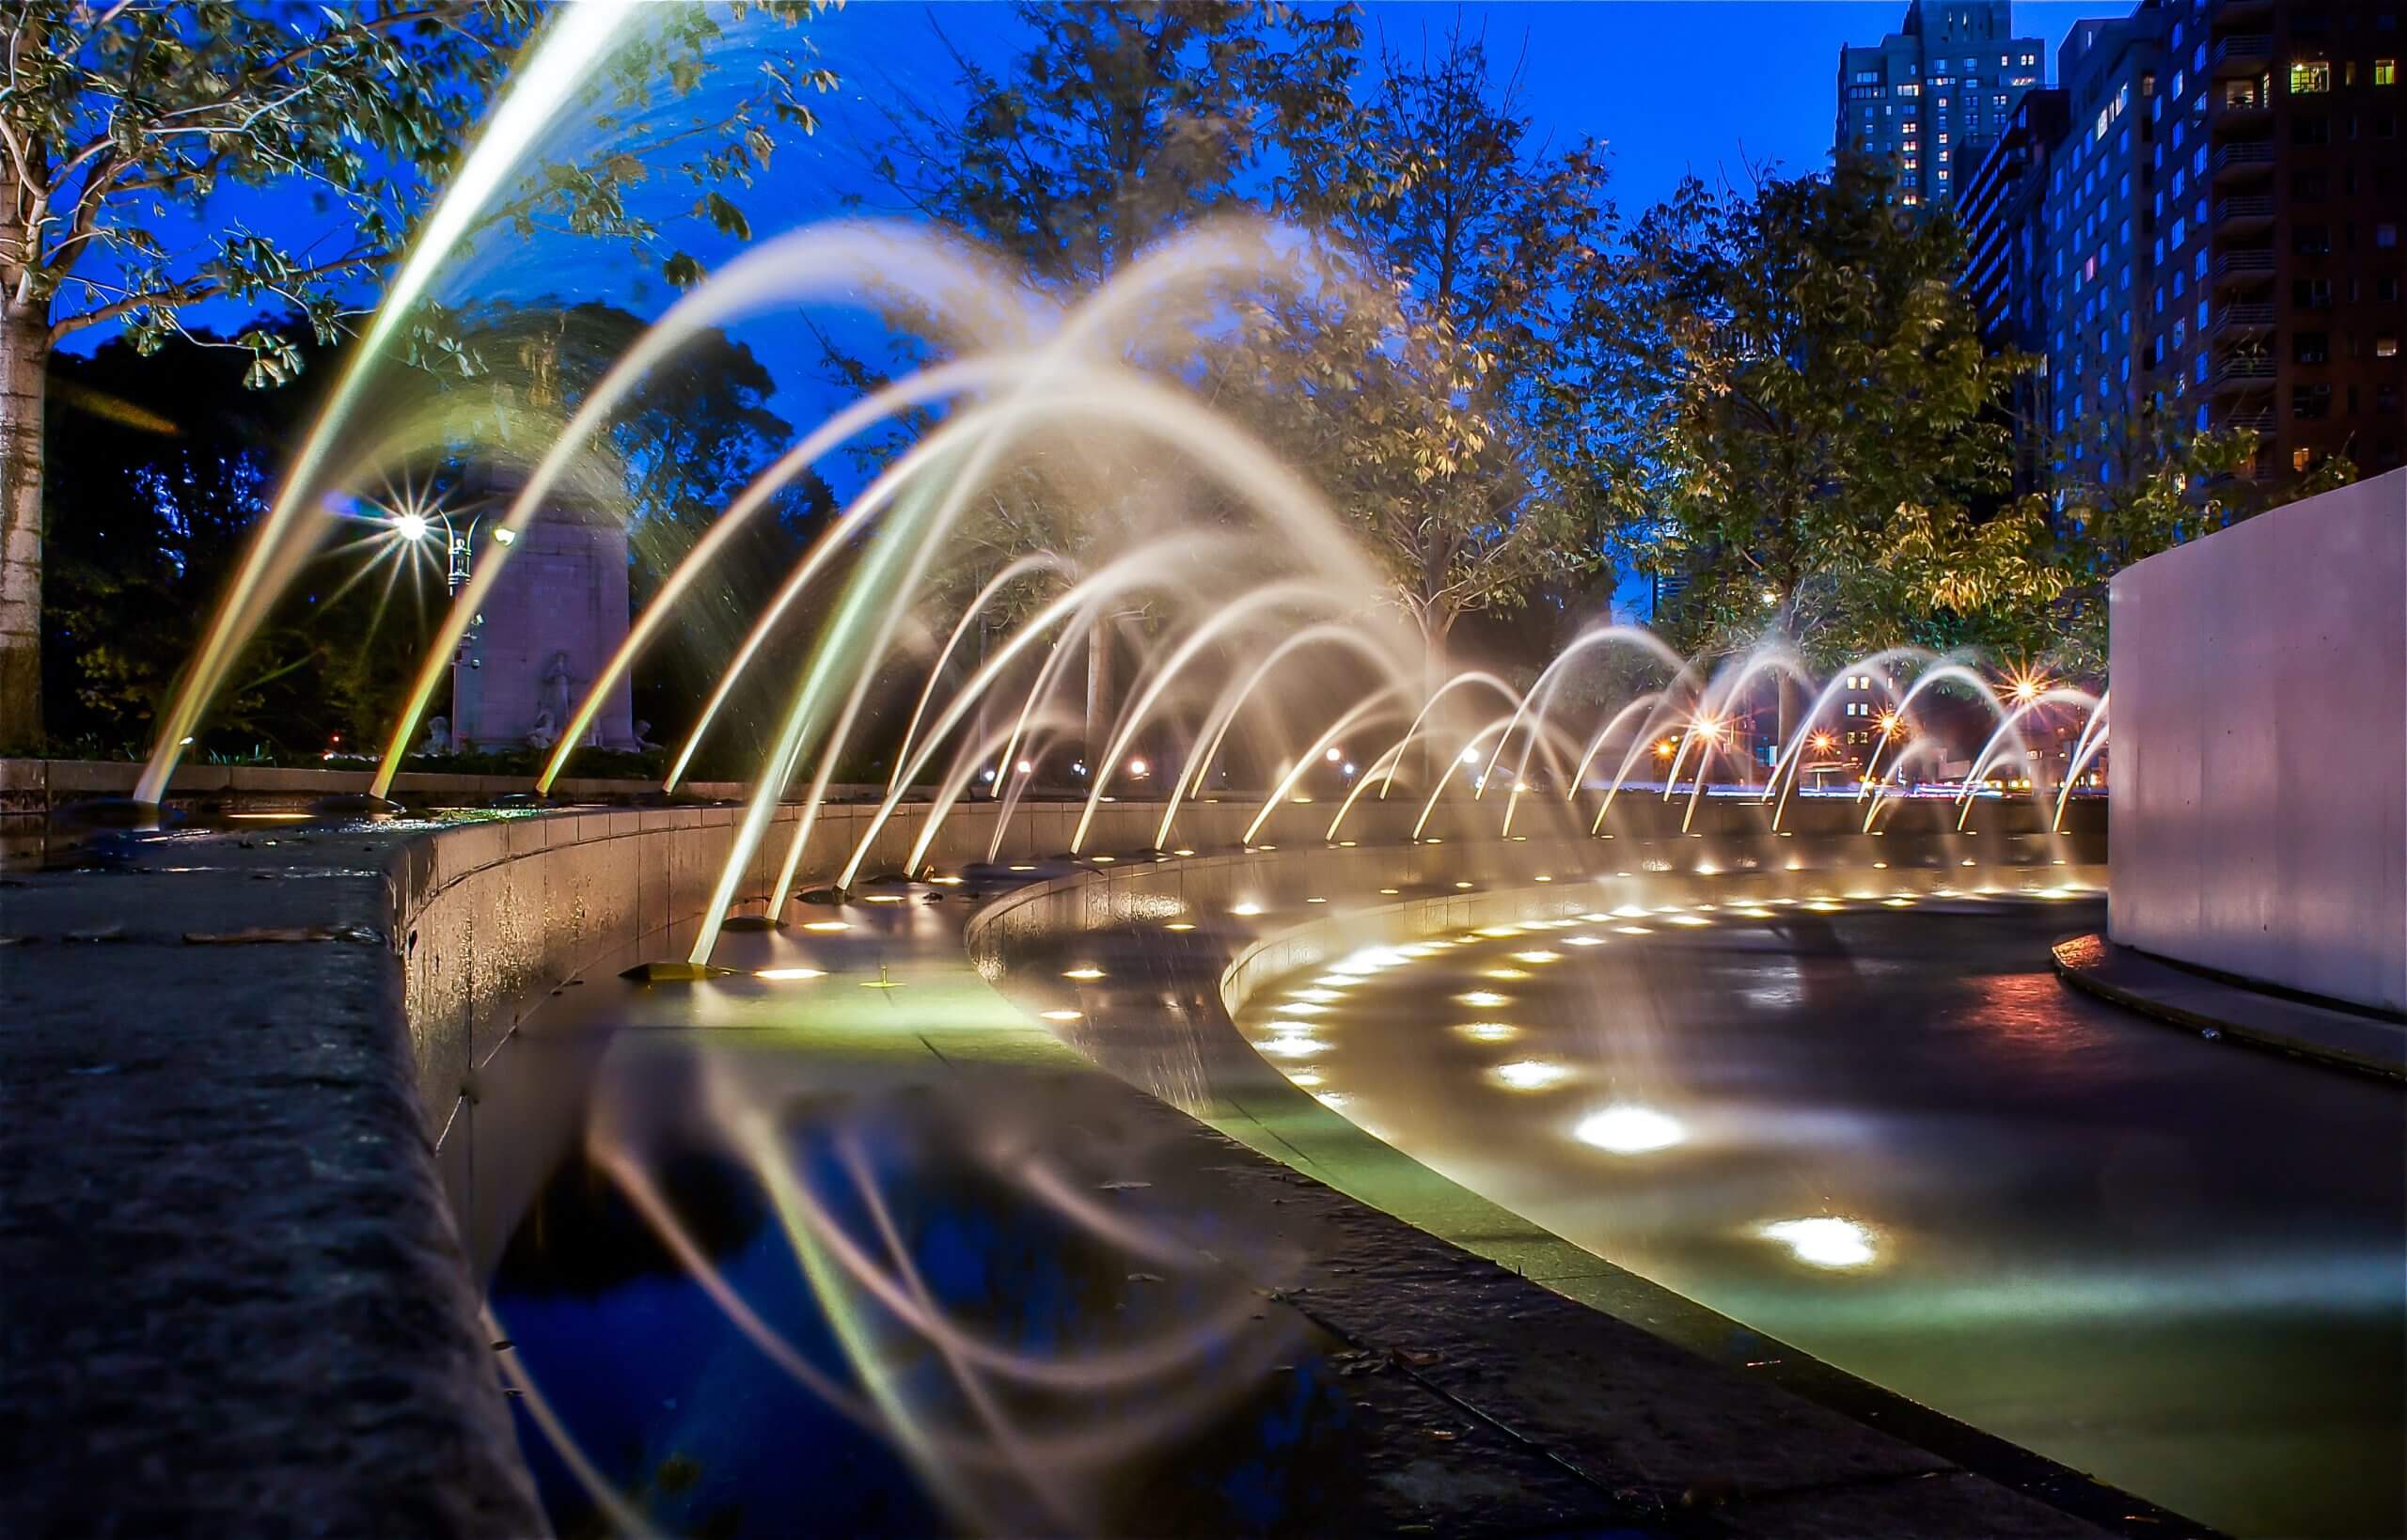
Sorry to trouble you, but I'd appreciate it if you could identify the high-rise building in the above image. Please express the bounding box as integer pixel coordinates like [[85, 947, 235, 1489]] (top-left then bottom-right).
[[1959, 86, 2072, 487], [1962, 0, 2406, 487], [2163, 0, 2404, 478], [1835, 2, 2048, 207], [2035, 8, 2173, 487]]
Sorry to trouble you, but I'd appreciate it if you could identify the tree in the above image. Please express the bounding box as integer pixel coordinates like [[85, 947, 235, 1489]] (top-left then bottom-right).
[[42, 326, 429, 755], [1236, 24, 1626, 662], [0, 1, 836, 748], [1615, 162, 2064, 673], [833, 0, 1364, 754], [42, 300, 836, 763], [2044, 426, 2355, 674]]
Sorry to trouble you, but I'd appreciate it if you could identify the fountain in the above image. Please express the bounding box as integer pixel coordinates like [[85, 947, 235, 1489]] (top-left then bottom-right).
[[70, 16, 2380, 1537]]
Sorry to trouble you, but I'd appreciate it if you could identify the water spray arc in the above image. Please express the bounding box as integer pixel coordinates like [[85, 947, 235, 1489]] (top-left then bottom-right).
[[136, 2, 642, 806]]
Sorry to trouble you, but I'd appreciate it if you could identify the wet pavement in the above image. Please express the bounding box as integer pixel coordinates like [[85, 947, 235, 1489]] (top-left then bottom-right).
[[1225, 895, 2405, 1538]]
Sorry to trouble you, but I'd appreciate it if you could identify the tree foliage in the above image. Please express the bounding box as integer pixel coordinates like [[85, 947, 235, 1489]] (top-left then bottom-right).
[[0, 0, 836, 746], [41, 305, 831, 762], [2042, 426, 2355, 674], [41, 328, 410, 754], [842, 7, 1622, 658], [1235, 24, 1624, 649], [1614, 162, 2064, 668], [860, 0, 1360, 290], [3, 1, 834, 364]]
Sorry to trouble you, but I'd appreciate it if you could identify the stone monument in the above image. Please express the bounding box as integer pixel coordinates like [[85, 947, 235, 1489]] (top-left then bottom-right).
[[449, 472, 637, 755]]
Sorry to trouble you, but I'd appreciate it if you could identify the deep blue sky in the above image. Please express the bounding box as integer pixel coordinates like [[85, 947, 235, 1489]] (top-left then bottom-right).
[[795, 3, 2108, 230], [96, 2, 2114, 367]]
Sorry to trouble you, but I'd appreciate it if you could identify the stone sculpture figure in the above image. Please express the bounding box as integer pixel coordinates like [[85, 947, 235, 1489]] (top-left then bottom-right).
[[526, 651, 574, 750]]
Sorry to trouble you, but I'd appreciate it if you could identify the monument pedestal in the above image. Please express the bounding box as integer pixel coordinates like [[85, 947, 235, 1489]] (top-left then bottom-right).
[[450, 495, 636, 755]]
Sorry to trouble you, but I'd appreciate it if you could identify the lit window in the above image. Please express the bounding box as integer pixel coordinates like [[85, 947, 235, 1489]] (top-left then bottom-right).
[[2378, 60, 2399, 87], [2377, 336, 2400, 359], [2292, 448, 2314, 473], [2289, 61, 2332, 94]]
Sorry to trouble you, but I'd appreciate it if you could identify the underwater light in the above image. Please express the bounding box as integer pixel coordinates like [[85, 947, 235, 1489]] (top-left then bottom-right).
[[1491, 1060, 1567, 1091], [1762, 1218, 1877, 1268], [1576, 1105, 1685, 1154]]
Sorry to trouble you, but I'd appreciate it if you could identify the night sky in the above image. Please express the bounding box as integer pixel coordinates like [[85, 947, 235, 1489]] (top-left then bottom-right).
[[79, 3, 2110, 355]]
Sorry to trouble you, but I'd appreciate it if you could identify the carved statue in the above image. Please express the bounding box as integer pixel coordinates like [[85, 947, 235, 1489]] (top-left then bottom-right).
[[526, 651, 574, 750]]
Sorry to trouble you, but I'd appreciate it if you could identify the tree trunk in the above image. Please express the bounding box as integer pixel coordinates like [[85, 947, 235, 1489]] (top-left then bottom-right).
[[1418, 611, 1452, 791], [1082, 612, 1112, 776], [1775, 671, 1806, 785], [0, 307, 45, 751]]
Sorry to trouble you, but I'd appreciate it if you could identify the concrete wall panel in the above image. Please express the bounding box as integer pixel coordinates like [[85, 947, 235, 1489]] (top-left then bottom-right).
[[2109, 468, 2406, 1011]]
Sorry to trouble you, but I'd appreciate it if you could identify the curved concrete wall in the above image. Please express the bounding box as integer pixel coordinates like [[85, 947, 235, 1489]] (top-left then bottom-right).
[[397, 792, 2100, 1145], [394, 794, 1440, 1143], [2109, 466, 2407, 1012]]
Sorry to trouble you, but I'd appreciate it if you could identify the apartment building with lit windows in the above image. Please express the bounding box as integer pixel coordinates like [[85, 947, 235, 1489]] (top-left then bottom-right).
[[1834, 1, 2047, 207], [2037, 8, 2172, 487], [1960, 0, 2406, 485], [2155, 0, 2404, 478], [1959, 87, 2073, 487]]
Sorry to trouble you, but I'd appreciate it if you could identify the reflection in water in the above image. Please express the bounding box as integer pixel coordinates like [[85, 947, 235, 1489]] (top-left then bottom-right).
[[1225, 897, 2406, 1539], [1759, 1218, 1878, 1269], [1573, 1105, 1686, 1155], [486, 1041, 1361, 1538]]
